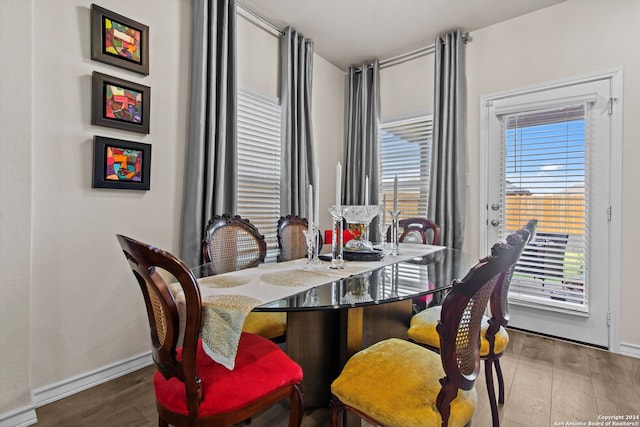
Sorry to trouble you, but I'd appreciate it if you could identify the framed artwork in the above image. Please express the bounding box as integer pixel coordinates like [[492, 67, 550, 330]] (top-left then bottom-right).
[[91, 71, 150, 134], [92, 136, 151, 190], [90, 4, 149, 75]]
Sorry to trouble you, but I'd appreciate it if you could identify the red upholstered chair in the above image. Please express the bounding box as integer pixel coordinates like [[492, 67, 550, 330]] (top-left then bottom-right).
[[330, 236, 518, 427], [202, 213, 286, 343], [277, 214, 323, 262], [407, 221, 535, 426], [116, 234, 304, 427]]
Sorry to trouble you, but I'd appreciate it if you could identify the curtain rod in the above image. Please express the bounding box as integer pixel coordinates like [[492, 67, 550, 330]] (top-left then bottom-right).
[[236, 2, 470, 72], [353, 32, 471, 73], [237, 1, 285, 35]]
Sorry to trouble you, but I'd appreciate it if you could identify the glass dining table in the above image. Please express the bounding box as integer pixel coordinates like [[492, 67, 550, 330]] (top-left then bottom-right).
[[190, 244, 477, 408]]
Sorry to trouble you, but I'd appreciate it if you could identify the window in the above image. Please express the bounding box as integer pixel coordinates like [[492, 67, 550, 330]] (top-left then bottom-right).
[[237, 89, 281, 252], [500, 104, 589, 310], [379, 116, 433, 220]]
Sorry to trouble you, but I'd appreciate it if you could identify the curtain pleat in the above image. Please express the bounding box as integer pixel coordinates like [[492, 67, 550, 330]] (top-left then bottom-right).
[[180, 0, 237, 268], [280, 27, 315, 217], [429, 30, 466, 249], [344, 60, 381, 237]]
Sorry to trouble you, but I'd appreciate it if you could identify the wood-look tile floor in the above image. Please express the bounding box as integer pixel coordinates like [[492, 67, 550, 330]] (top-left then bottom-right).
[[35, 329, 640, 426]]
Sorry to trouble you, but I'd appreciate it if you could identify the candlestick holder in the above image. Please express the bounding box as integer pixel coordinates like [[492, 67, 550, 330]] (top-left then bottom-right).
[[312, 221, 321, 265], [389, 210, 401, 256], [302, 224, 321, 268], [329, 206, 346, 269]]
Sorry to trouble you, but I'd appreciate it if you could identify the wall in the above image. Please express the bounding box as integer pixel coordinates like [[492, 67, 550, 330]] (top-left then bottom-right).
[[380, 54, 434, 122], [0, 0, 35, 423]]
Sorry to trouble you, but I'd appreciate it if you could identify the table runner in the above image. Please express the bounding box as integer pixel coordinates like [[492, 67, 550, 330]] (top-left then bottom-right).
[[192, 244, 446, 369]]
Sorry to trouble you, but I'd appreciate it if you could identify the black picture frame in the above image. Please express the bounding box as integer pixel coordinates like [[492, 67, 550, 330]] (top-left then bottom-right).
[[90, 4, 149, 75], [92, 135, 151, 190], [91, 71, 150, 134]]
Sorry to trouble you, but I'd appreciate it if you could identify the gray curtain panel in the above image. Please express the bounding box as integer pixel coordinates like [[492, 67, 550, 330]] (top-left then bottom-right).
[[180, 0, 237, 268], [280, 26, 315, 218], [344, 60, 381, 238], [428, 29, 466, 249]]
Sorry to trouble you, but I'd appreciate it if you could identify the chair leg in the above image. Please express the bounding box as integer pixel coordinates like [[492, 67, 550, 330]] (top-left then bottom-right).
[[330, 396, 345, 427], [484, 359, 500, 427], [289, 383, 305, 427], [158, 417, 169, 427], [495, 358, 505, 404]]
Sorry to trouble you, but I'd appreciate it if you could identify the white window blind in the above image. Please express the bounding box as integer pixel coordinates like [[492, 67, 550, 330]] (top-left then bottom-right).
[[379, 116, 432, 219], [237, 89, 282, 251], [500, 104, 589, 312]]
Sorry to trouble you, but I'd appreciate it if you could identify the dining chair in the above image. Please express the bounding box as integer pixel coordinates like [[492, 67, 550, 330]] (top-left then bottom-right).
[[386, 218, 441, 313], [202, 213, 267, 273], [202, 213, 286, 343], [277, 214, 323, 262], [386, 217, 441, 245], [406, 221, 535, 426], [330, 237, 517, 427], [115, 234, 304, 427]]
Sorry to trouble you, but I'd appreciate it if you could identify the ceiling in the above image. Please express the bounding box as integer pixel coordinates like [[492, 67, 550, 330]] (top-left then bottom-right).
[[239, 0, 565, 70]]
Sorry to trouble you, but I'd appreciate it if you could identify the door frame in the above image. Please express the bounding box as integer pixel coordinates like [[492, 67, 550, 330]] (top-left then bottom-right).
[[478, 68, 623, 352]]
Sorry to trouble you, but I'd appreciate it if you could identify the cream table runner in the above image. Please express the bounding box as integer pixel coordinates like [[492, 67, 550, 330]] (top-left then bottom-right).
[[192, 244, 445, 369]]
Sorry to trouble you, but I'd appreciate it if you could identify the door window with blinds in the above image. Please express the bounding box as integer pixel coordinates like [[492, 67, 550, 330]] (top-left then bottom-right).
[[379, 116, 432, 219], [237, 89, 281, 252], [500, 104, 589, 311], [483, 73, 617, 347]]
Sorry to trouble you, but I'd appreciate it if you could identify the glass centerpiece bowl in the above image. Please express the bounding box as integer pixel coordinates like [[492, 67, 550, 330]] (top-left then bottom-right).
[[341, 205, 383, 251]]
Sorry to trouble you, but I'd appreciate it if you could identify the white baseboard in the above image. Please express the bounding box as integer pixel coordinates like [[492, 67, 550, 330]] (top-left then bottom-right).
[[32, 351, 152, 407], [619, 341, 640, 359], [0, 405, 37, 427]]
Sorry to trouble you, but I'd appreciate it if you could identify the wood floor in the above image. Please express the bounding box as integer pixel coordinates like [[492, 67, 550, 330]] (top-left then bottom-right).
[[35, 329, 640, 426]]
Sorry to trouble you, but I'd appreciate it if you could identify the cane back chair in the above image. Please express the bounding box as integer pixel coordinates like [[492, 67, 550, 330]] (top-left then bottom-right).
[[202, 213, 286, 342], [277, 214, 324, 262], [407, 221, 535, 426], [116, 234, 304, 427], [329, 237, 519, 427]]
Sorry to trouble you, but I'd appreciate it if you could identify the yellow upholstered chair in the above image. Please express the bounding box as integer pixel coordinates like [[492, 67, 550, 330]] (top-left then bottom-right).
[[202, 213, 286, 343], [116, 234, 304, 427], [407, 220, 536, 426], [330, 238, 519, 427]]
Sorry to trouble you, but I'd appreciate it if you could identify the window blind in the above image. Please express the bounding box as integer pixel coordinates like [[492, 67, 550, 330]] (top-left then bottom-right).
[[237, 89, 282, 251], [379, 116, 432, 220], [500, 104, 589, 312]]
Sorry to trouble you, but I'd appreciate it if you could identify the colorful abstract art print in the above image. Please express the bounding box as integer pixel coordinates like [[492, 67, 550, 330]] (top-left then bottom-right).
[[105, 83, 142, 124], [105, 146, 143, 182], [103, 17, 142, 64], [91, 4, 149, 75], [93, 136, 151, 190], [91, 71, 150, 134]]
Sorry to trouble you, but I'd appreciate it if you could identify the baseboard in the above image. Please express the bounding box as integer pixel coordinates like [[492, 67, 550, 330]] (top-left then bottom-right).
[[0, 404, 37, 427], [32, 351, 152, 407], [619, 341, 640, 359]]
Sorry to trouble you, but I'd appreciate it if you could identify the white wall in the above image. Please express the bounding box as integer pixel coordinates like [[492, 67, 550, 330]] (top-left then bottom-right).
[[28, 0, 192, 393], [380, 54, 434, 122], [0, 0, 35, 423]]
